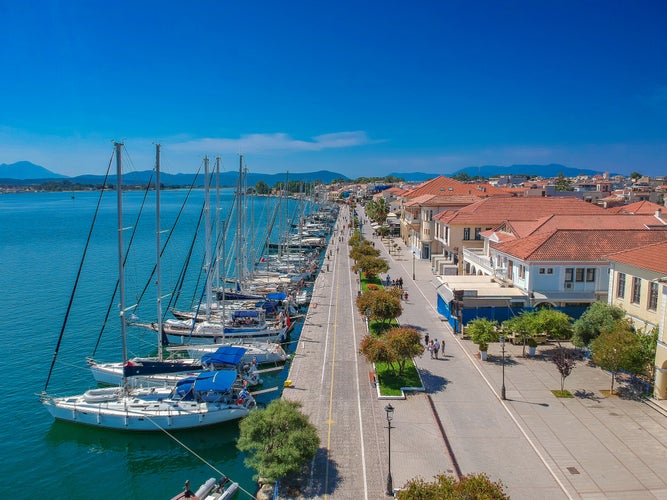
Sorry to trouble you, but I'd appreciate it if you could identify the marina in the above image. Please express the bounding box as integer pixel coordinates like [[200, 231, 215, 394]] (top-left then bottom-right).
[[0, 161, 332, 496]]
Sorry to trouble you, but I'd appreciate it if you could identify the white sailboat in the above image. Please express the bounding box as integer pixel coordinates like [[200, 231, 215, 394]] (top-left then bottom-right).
[[41, 143, 255, 431]]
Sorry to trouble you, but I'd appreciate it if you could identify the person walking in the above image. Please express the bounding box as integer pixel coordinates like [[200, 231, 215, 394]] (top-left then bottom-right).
[[428, 340, 435, 359], [424, 333, 430, 346], [433, 339, 440, 359], [441, 338, 446, 358]]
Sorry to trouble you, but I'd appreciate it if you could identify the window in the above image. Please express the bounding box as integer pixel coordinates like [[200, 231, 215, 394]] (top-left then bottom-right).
[[631, 277, 641, 304], [463, 228, 471, 240], [547, 268, 553, 274], [648, 282, 658, 311], [617, 273, 625, 298], [518, 265, 525, 279], [586, 269, 596, 282], [565, 268, 573, 282], [474, 228, 482, 240], [575, 269, 584, 282], [539, 268, 545, 274]]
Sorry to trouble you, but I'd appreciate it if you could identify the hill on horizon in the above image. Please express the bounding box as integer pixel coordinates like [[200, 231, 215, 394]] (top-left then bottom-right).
[[388, 164, 611, 182], [0, 161, 66, 179], [0, 161, 348, 186]]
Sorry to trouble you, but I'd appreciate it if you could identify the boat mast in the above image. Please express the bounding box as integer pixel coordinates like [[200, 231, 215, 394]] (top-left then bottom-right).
[[115, 142, 128, 375], [203, 156, 212, 318], [235, 155, 243, 291], [155, 144, 163, 361], [214, 157, 221, 306]]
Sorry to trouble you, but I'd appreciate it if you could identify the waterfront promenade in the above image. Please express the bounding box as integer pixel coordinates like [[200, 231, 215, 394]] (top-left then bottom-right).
[[282, 206, 667, 499]]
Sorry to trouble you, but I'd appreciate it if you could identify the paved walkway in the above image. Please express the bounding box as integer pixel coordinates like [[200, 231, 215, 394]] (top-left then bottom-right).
[[282, 206, 667, 499]]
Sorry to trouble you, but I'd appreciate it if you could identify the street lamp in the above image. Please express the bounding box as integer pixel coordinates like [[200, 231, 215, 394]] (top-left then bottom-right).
[[411, 231, 416, 280], [385, 403, 394, 496], [500, 335, 506, 400]]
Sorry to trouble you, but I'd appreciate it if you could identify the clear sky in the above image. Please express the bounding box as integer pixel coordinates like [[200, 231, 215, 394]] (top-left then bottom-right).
[[1, 1, 666, 178]]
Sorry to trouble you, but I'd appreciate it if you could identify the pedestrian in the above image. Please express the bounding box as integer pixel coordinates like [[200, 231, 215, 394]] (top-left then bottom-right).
[[428, 340, 435, 358], [424, 333, 430, 345], [433, 339, 440, 359], [441, 339, 446, 357]]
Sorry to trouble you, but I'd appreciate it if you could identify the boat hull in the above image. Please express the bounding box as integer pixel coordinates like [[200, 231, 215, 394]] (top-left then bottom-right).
[[42, 396, 252, 431]]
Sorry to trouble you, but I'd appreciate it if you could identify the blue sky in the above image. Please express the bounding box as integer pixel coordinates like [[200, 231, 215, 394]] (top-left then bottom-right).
[[1, 1, 666, 178]]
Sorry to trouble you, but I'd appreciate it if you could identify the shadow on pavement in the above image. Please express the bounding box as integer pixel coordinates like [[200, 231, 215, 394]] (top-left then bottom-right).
[[417, 368, 449, 393], [574, 389, 602, 402]]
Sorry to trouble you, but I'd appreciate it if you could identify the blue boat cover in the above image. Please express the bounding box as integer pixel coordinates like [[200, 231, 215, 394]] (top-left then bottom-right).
[[200, 346, 247, 366], [174, 370, 237, 399], [267, 292, 287, 301], [232, 310, 260, 318]]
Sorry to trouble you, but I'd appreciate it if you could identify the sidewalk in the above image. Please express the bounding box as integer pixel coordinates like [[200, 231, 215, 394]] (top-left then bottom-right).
[[372, 227, 667, 499]]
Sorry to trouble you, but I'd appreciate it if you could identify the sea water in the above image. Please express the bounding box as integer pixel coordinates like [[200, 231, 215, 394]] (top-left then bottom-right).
[[0, 189, 307, 498]]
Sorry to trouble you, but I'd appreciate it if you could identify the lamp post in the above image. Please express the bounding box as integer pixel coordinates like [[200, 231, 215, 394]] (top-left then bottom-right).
[[411, 231, 416, 280], [385, 403, 394, 496], [500, 335, 506, 400]]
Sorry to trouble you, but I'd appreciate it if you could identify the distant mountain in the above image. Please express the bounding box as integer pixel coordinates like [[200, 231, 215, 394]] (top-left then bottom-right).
[[451, 164, 607, 178], [0, 162, 348, 186], [387, 172, 437, 182], [0, 161, 66, 179], [385, 165, 610, 182], [69, 169, 347, 187]]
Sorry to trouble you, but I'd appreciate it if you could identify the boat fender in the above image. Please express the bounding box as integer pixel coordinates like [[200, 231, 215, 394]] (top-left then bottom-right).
[[195, 478, 217, 498]]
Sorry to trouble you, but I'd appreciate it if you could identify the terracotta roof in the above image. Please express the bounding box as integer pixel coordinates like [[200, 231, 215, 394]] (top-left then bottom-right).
[[404, 194, 481, 207], [438, 196, 605, 226], [608, 200, 665, 214], [607, 241, 667, 275], [401, 176, 509, 199], [493, 230, 667, 262], [527, 214, 667, 234]]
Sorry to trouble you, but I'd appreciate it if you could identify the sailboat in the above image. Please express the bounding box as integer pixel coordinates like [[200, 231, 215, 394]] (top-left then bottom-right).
[[40, 143, 255, 431], [88, 144, 205, 385]]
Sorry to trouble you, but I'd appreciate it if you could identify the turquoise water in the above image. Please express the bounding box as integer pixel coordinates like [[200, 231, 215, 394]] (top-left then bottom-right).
[[0, 189, 305, 498]]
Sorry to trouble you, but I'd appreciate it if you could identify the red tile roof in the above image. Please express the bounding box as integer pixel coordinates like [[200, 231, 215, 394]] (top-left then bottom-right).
[[607, 241, 667, 275], [493, 230, 667, 262], [404, 194, 482, 207], [402, 176, 509, 199], [608, 200, 665, 214], [436, 196, 605, 225]]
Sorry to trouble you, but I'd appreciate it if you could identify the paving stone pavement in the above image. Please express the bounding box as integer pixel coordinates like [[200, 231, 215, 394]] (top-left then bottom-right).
[[281, 206, 667, 500]]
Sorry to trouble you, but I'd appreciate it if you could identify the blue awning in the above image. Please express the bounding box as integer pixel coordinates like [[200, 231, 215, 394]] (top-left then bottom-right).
[[267, 292, 287, 301], [232, 310, 260, 318], [174, 370, 237, 399], [200, 346, 247, 366]]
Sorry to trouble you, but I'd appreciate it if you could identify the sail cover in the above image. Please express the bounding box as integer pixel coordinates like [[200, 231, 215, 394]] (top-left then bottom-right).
[[174, 370, 237, 399], [200, 346, 247, 367]]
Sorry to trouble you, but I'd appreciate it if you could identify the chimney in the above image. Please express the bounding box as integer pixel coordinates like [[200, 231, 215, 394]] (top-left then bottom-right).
[[656, 209, 662, 218]]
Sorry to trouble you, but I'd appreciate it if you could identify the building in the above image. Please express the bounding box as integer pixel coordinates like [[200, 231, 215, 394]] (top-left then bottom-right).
[[607, 241, 667, 399]]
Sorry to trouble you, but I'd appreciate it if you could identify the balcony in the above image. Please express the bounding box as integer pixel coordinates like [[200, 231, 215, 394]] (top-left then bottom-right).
[[463, 247, 494, 275]]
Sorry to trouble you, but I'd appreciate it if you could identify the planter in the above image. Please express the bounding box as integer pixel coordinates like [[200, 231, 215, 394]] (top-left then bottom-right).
[[528, 346, 536, 356], [480, 350, 488, 361]]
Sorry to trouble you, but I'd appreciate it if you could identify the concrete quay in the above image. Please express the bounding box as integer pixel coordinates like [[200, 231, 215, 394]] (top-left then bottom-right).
[[282, 206, 667, 499]]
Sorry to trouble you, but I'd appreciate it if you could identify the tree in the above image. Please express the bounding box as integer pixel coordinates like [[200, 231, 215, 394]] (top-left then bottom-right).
[[466, 317, 499, 351], [555, 172, 573, 191], [590, 320, 642, 394], [533, 308, 572, 344], [352, 254, 389, 279], [384, 327, 424, 375], [349, 240, 380, 261], [572, 302, 625, 347], [502, 312, 538, 357], [237, 399, 320, 483], [635, 326, 659, 381], [254, 180, 270, 194], [359, 335, 393, 365], [629, 171, 642, 181], [356, 289, 403, 324], [552, 349, 577, 392], [398, 472, 509, 499]]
